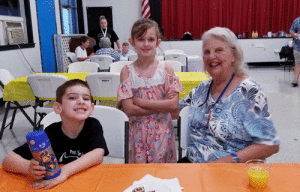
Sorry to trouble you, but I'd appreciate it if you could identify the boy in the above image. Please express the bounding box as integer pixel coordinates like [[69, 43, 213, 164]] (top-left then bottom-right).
[[2, 79, 109, 189], [75, 36, 95, 61], [120, 42, 134, 57]]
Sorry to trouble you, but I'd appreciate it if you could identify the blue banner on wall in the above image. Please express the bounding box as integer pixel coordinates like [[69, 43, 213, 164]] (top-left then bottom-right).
[[36, 0, 57, 72]]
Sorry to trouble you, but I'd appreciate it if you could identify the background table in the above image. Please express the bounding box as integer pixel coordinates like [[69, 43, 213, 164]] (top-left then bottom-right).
[[3, 72, 208, 102], [3, 73, 89, 101], [1, 163, 299, 191]]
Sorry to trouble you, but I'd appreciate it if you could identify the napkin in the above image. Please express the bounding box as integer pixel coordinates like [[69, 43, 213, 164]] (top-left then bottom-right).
[[123, 174, 183, 192]]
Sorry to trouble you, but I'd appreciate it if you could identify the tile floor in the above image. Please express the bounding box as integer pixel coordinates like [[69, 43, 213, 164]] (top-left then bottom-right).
[[0, 66, 300, 164]]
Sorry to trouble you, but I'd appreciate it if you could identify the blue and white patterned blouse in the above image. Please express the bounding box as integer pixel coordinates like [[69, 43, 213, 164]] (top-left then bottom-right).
[[290, 17, 300, 52], [179, 77, 280, 163]]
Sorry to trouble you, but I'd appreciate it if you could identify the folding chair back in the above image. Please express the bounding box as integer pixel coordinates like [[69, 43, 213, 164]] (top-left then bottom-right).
[[177, 106, 191, 159], [165, 60, 183, 72], [91, 105, 129, 163], [164, 53, 187, 68], [85, 72, 120, 99], [164, 49, 185, 54], [109, 61, 132, 73], [0, 69, 34, 139], [40, 112, 61, 129], [90, 55, 114, 71], [0, 69, 14, 86], [127, 54, 138, 61], [27, 74, 68, 99], [66, 52, 78, 62], [27, 74, 68, 129], [67, 62, 99, 73]]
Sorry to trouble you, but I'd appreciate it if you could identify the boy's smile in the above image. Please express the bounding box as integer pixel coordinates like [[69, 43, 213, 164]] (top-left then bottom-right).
[[57, 85, 94, 121]]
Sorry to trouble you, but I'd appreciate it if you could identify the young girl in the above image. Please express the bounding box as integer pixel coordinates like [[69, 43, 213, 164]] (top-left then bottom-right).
[[117, 18, 184, 163]]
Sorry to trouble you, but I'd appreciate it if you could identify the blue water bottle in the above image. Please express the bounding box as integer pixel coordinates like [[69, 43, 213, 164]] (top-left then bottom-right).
[[26, 130, 61, 180]]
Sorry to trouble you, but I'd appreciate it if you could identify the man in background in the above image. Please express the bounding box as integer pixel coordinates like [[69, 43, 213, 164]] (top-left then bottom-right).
[[290, 17, 300, 87]]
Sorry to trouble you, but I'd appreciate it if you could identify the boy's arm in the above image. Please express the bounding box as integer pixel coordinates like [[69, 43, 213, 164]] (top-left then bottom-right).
[[31, 148, 105, 189], [2, 151, 46, 180]]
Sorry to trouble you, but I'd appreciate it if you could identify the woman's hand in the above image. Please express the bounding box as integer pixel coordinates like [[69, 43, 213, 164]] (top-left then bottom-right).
[[30, 168, 68, 189], [28, 159, 46, 180]]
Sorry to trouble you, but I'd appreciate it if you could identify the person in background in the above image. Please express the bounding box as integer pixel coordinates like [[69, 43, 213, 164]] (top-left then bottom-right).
[[290, 16, 300, 87], [96, 37, 120, 62], [88, 15, 121, 53], [75, 36, 95, 62], [117, 18, 184, 164], [2, 79, 109, 189], [177, 27, 280, 163], [120, 42, 135, 57], [181, 32, 194, 40]]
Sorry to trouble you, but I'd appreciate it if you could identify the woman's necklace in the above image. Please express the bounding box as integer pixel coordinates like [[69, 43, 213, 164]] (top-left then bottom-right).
[[206, 74, 235, 126]]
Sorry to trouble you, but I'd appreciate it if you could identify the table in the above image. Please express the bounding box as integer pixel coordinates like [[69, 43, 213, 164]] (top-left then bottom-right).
[[3, 72, 208, 102], [3, 73, 89, 101], [175, 72, 208, 99], [1, 163, 299, 191]]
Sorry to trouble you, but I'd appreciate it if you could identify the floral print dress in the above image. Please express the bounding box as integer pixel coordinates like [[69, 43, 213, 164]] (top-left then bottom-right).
[[117, 62, 184, 163]]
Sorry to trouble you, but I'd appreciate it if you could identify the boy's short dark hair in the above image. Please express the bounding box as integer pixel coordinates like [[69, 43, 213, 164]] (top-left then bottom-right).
[[122, 42, 129, 47], [56, 79, 93, 103], [79, 36, 89, 45]]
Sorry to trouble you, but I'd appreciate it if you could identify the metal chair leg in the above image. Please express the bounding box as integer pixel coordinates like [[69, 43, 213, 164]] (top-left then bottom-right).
[[0, 102, 11, 140], [9, 108, 17, 129]]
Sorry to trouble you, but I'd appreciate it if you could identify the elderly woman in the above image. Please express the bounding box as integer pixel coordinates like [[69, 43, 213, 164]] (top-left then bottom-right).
[[178, 27, 280, 163], [95, 37, 120, 62]]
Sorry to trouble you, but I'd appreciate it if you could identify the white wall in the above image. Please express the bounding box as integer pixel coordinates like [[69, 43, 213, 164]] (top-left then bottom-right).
[[82, 0, 141, 47], [0, 0, 42, 98]]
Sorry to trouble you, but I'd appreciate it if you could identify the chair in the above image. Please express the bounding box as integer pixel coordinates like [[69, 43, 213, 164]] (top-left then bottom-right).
[[67, 62, 99, 73], [85, 73, 120, 105], [177, 106, 191, 159], [164, 49, 185, 55], [165, 60, 183, 72], [109, 61, 133, 73], [27, 74, 68, 130], [66, 52, 78, 63], [40, 105, 130, 163], [0, 69, 35, 139], [90, 55, 114, 71], [127, 54, 138, 61], [164, 52, 188, 71]]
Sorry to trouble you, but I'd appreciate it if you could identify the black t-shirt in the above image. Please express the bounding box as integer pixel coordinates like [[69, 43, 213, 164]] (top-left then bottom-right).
[[13, 117, 109, 164], [88, 27, 119, 51]]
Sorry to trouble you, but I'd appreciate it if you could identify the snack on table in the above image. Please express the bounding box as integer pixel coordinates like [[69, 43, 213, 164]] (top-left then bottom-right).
[[132, 187, 145, 192]]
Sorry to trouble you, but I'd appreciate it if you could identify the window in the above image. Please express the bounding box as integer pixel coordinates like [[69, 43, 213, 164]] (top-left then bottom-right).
[[0, 0, 34, 49], [60, 0, 78, 34], [0, 0, 20, 16]]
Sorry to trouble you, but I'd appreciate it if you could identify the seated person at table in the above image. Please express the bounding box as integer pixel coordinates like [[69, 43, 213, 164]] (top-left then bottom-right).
[[120, 42, 135, 57], [75, 36, 95, 61], [95, 37, 120, 62], [177, 27, 280, 163], [2, 79, 109, 189]]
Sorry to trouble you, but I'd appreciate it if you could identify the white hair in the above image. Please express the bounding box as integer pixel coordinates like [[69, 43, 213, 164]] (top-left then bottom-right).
[[201, 27, 248, 77]]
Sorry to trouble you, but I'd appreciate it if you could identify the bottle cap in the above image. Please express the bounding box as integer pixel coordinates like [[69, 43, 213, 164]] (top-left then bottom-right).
[[26, 130, 50, 153]]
